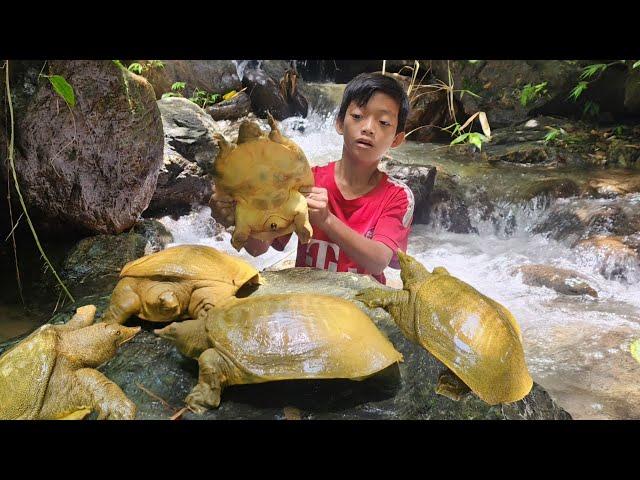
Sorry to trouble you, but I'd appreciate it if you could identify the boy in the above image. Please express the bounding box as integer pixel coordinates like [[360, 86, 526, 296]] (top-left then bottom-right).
[[213, 72, 413, 285]]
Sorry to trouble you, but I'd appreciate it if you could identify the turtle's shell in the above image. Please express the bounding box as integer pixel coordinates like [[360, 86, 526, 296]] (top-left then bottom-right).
[[411, 269, 532, 404], [0, 326, 58, 419], [213, 121, 313, 210], [120, 244, 260, 285], [206, 294, 402, 383]]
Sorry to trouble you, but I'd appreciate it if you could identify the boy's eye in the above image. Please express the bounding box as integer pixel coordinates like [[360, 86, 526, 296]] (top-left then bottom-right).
[[351, 113, 362, 119], [380, 120, 391, 126]]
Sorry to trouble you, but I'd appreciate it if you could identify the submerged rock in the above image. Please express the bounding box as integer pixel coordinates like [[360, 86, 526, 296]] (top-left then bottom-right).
[[514, 264, 598, 297]]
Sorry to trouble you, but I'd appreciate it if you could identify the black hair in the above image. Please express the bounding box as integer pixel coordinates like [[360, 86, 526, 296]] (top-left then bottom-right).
[[337, 72, 410, 134]]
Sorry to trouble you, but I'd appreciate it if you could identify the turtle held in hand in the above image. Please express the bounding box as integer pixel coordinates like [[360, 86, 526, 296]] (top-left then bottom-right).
[[212, 112, 314, 251], [155, 293, 403, 413], [356, 251, 533, 405], [0, 305, 139, 420], [103, 244, 261, 325]]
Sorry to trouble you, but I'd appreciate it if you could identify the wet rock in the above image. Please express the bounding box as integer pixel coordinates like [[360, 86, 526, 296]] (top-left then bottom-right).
[[574, 235, 640, 283], [58, 219, 172, 298], [146, 97, 221, 217], [2, 268, 571, 420], [379, 160, 437, 224], [515, 264, 598, 297], [2, 60, 164, 235], [205, 91, 251, 121], [425, 172, 477, 234], [241, 66, 291, 120]]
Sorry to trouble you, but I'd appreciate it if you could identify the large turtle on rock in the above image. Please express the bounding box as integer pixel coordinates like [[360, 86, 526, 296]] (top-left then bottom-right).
[[103, 245, 261, 325], [356, 251, 533, 405], [0, 305, 139, 420], [155, 293, 403, 413], [212, 112, 314, 251]]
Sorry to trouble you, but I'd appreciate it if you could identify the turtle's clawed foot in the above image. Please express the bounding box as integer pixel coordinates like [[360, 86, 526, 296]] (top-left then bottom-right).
[[97, 398, 137, 420], [435, 370, 471, 402], [186, 383, 221, 413], [355, 288, 385, 308]]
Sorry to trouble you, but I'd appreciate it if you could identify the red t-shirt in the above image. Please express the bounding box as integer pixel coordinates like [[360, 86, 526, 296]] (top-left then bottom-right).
[[272, 161, 414, 284]]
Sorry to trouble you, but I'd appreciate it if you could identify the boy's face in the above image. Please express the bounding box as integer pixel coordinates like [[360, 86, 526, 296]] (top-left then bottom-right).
[[335, 92, 405, 164]]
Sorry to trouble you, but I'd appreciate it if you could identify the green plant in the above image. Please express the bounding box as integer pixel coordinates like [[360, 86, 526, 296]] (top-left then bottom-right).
[[520, 82, 548, 107], [171, 82, 186, 92], [41, 74, 76, 108], [450, 131, 489, 150], [542, 127, 565, 144], [568, 81, 589, 101], [582, 100, 600, 118], [189, 87, 223, 109], [128, 63, 143, 74]]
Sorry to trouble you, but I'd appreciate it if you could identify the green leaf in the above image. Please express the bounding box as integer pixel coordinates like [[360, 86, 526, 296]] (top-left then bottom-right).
[[580, 63, 607, 80], [543, 128, 560, 144], [450, 132, 471, 145], [128, 63, 143, 74], [47, 75, 75, 108], [468, 133, 484, 150], [633, 60, 640, 69], [568, 81, 588, 101], [171, 81, 186, 91], [161, 92, 181, 99]]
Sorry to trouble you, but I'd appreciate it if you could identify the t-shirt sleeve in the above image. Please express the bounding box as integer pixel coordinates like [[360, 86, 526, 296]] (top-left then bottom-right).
[[371, 186, 414, 269]]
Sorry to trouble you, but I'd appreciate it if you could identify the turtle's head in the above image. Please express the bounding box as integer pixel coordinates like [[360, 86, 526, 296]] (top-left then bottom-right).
[[398, 251, 430, 288], [60, 323, 140, 367], [144, 284, 184, 322], [238, 121, 264, 143], [154, 319, 208, 358]]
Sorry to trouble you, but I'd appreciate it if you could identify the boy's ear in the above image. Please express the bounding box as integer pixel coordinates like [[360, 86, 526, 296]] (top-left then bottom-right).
[[335, 117, 344, 135], [390, 131, 405, 148]]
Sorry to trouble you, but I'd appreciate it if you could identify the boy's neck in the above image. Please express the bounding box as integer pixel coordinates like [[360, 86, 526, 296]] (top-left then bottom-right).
[[335, 152, 382, 199]]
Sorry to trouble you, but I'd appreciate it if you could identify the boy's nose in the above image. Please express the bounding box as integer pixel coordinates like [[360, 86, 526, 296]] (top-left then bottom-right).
[[361, 119, 375, 134]]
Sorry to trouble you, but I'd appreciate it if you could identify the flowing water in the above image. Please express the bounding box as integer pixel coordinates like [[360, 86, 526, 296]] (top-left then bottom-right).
[[2, 89, 638, 419], [158, 104, 640, 419]]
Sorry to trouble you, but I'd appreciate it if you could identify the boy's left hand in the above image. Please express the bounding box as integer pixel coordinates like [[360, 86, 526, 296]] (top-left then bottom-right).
[[300, 186, 330, 228]]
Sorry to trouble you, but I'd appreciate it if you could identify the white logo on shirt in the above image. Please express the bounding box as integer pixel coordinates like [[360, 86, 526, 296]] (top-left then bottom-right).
[[306, 239, 339, 272]]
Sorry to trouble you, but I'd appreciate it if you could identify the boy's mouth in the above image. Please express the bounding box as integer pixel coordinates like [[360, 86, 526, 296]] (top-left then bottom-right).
[[355, 138, 374, 148]]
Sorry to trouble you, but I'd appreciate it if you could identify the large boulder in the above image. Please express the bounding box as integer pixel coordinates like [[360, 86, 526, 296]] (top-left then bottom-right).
[[2, 60, 164, 235], [205, 91, 252, 121], [145, 97, 220, 217], [379, 159, 437, 224], [4, 268, 571, 420]]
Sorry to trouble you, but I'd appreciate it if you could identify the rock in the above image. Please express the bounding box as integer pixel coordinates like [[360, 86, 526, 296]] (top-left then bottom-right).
[[133, 60, 241, 100], [146, 97, 221, 217], [241, 66, 291, 120], [3, 268, 570, 420], [379, 159, 437, 224], [574, 235, 640, 283], [59, 220, 172, 298], [2, 60, 164, 235], [205, 91, 251, 121], [515, 264, 598, 297], [425, 171, 477, 234]]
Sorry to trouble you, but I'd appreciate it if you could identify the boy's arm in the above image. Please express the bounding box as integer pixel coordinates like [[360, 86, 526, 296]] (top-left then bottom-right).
[[320, 216, 393, 275]]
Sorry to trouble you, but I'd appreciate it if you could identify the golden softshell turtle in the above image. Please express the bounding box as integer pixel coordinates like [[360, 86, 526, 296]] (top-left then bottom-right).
[[356, 251, 533, 405], [0, 305, 140, 420], [212, 112, 314, 251], [155, 293, 403, 413], [103, 244, 261, 325]]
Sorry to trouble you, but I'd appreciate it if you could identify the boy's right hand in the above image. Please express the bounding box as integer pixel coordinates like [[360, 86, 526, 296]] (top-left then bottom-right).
[[209, 186, 236, 227]]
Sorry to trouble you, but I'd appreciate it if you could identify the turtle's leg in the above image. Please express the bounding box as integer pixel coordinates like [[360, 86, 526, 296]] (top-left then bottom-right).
[[231, 203, 252, 251], [355, 288, 409, 309], [56, 304, 97, 332], [102, 278, 141, 325], [292, 192, 313, 244], [188, 285, 237, 320], [185, 348, 229, 413], [73, 368, 137, 420], [40, 363, 135, 420], [435, 368, 471, 402]]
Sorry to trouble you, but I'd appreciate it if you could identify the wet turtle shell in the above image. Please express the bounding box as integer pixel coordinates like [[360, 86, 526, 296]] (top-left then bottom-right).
[[207, 294, 402, 383], [212, 114, 314, 249], [120, 244, 259, 285], [0, 326, 58, 419]]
